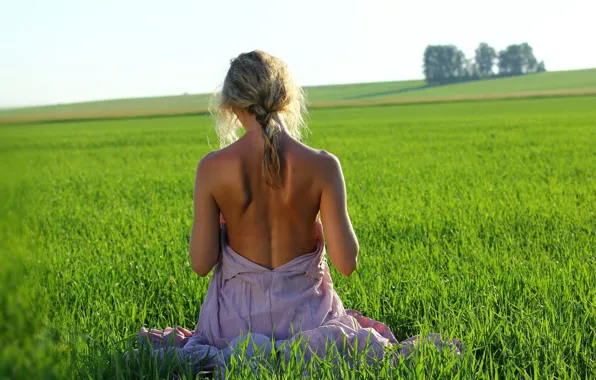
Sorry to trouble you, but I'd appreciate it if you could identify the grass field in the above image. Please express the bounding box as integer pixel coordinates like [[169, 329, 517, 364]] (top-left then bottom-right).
[[1, 95, 595, 378], [1, 69, 595, 124]]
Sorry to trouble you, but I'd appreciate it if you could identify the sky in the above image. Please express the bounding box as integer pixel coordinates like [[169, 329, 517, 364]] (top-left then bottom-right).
[[1, 0, 595, 108]]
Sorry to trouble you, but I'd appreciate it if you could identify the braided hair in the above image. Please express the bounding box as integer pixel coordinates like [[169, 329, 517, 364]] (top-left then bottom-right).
[[212, 51, 308, 188], [248, 104, 281, 186]]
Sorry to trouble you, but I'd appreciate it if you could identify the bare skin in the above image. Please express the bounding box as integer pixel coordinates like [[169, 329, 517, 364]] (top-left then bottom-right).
[[189, 110, 359, 277]]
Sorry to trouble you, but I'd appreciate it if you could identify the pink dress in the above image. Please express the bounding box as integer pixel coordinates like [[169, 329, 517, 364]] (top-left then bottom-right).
[[138, 221, 460, 372]]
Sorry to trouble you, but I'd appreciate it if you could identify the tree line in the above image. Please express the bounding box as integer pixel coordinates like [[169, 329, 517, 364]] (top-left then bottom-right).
[[423, 42, 546, 85]]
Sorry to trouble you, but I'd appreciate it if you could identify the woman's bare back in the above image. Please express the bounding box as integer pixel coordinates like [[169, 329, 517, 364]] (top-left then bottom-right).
[[190, 129, 358, 276], [211, 132, 326, 269]]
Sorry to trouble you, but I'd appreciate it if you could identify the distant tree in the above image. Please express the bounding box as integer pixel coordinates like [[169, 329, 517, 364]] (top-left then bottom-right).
[[463, 57, 477, 79], [474, 43, 497, 78], [423, 42, 545, 84], [520, 43, 538, 73], [498, 45, 520, 75], [423, 45, 468, 85], [423, 46, 441, 84], [498, 43, 538, 76]]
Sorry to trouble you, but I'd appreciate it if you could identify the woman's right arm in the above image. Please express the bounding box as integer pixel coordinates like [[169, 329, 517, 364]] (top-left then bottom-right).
[[319, 152, 359, 277]]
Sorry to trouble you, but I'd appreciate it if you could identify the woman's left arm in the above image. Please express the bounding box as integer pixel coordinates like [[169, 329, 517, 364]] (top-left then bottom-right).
[[189, 155, 221, 277]]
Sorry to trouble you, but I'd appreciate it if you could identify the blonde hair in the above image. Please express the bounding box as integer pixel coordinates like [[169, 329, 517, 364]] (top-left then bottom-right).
[[211, 50, 308, 187]]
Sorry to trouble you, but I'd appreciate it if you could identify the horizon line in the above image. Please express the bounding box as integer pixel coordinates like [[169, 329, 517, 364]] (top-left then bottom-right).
[[2, 67, 595, 111]]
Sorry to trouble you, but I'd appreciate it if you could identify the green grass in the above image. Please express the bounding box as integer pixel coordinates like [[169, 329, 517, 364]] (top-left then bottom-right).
[[305, 79, 425, 102], [1, 95, 595, 378], [1, 69, 595, 123]]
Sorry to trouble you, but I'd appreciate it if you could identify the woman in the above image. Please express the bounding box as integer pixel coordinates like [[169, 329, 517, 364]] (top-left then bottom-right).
[[138, 51, 460, 372]]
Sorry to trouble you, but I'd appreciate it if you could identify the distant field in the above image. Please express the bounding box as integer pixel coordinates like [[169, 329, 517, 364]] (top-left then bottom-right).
[[1, 96, 595, 378], [370, 68, 596, 99], [1, 69, 595, 124]]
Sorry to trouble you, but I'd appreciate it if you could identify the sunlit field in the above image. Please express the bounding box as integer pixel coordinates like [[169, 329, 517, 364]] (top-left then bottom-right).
[[1, 68, 595, 124], [1, 95, 595, 378]]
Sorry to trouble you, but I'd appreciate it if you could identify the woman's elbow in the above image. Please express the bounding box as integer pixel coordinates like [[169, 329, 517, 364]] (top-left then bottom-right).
[[340, 256, 358, 277], [192, 262, 211, 277], [339, 245, 359, 277], [190, 252, 218, 277]]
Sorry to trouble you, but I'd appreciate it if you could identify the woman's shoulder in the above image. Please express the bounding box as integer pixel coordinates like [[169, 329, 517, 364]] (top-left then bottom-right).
[[289, 139, 340, 165], [300, 145, 342, 172], [314, 149, 340, 166], [196, 143, 242, 170], [194, 147, 240, 187], [195, 150, 220, 175], [285, 142, 343, 184]]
